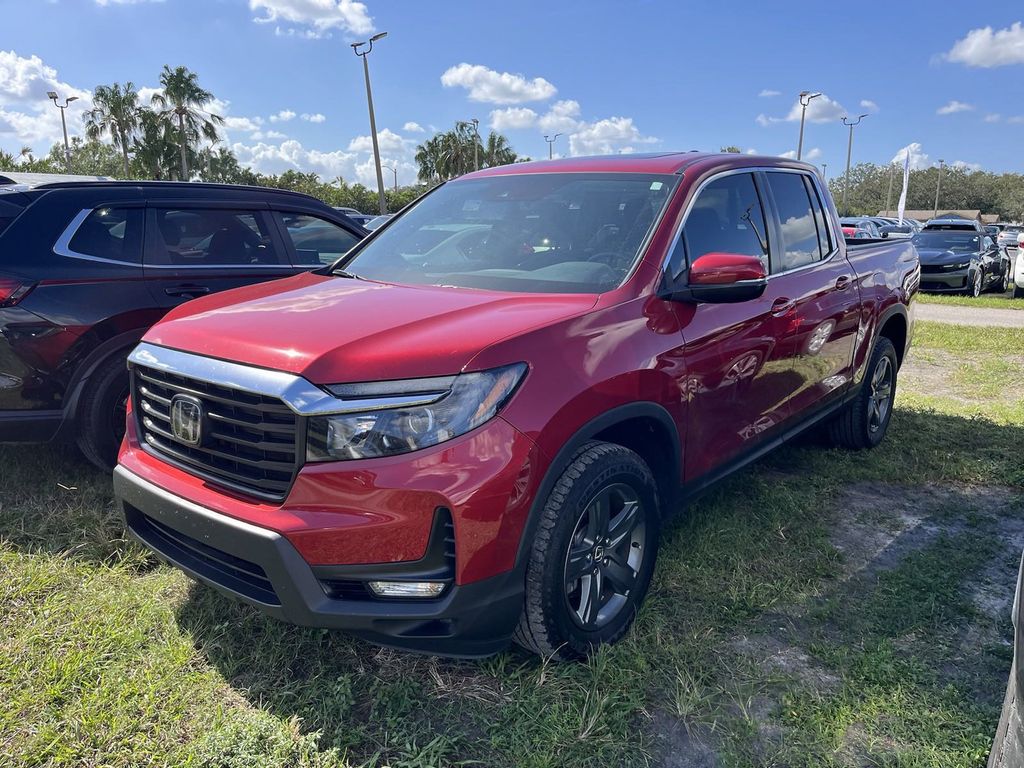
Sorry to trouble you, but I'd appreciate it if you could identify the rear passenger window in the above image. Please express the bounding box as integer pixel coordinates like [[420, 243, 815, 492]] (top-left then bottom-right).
[[802, 175, 833, 257], [277, 213, 361, 265], [676, 172, 770, 276], [147, 209, 283, 266], [765, 172, 822, 271], [67, 207, 141, 263]]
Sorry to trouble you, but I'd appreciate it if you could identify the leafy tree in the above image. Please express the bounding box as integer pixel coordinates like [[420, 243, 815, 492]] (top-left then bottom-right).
[[45, 137, 123, 177], [415, 123, 518, 182], [133, 108, 184, 179], [84, 82, 142, 177], [151, 65, 223, 180], [720, 146, 742, 153]]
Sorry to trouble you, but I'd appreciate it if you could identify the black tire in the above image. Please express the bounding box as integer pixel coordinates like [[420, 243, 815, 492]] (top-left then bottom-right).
[[1014, 284, 1024, 300], [967, 269, 983, 297], [513, 441, 661, 660], [75, 353, 131, 471], [997, 267, 1010, 294], [828, 337, 898, 450]]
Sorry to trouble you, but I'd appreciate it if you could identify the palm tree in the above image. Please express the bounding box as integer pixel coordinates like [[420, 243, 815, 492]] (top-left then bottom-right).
[[84, 82, 142, 178], [415, 123, 519, 183], [150, 65, 224, 180], [134, 108, 181, 180], [482, 131, 517, 169]]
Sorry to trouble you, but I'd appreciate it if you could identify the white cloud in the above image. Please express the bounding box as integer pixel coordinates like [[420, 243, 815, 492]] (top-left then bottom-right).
[[952, 160, 982, 171], [860, 99, 878, 111], [745, 148, 758, 155], [269, 109, 296, 122], [346, 128, 413, 155], [249, 0, 374, 38], [937, 100, 973, 115], [892, 142, 930, 171], [489, 107, 537, 131], [223, 115, 264, 133], [95, 0, 164, 4], [568, 116, 657, 156], [403, 121, 424, 133], [301, 112, 326, 123], [1009, 115, 1024, 124], [0, 50, 92, 154], [440, 63, 556, 104], [758, 89, 781, 97], [756, 93, 846, 126], [945, 21, 1024, 68], [779, 148, 820, 160], [984, 113, 1002, 123], [539, 99, 582, 133]]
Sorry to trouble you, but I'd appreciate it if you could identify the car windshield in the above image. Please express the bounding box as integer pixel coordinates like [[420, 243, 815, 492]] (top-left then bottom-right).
[[912, 231, 980, 250], [337, 172, 677, 294]]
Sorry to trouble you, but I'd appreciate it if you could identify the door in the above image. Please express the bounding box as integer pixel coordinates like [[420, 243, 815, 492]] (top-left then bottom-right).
[[672, 171, 807, 482], [143, 203, 297, 309], [759, 170, 860, 421]]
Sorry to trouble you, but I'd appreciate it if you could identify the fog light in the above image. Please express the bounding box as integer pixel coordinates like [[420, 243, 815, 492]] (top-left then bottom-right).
[[367, 580, 447, 598]]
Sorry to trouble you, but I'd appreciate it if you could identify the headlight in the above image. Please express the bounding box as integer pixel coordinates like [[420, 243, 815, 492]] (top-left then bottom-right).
[[306, 363, 527, 461]]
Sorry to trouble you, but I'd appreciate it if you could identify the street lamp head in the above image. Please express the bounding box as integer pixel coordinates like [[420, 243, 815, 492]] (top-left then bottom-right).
[[67, 96, 79, 104], [370, 31, 388, 42], [47, 91, 58, 101], [351, 41, 365, 49]]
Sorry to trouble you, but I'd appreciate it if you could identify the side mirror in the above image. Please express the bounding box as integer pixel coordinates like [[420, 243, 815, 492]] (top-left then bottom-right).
[[673, 253, 768, 304]]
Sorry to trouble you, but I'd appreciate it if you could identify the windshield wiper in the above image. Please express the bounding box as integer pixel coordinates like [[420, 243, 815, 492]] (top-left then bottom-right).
[[332, 268, 364, 280]]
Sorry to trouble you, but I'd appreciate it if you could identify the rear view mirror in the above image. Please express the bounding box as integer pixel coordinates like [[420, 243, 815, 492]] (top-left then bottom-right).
[[675, 253, 768, 304]]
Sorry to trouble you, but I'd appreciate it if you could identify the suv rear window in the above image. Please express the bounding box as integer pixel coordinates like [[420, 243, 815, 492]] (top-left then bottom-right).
[[66, 207, 142, 263]]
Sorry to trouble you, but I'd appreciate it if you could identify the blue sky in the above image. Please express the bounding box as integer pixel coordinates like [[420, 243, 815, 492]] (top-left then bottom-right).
[[1, 0, 1022, 187]]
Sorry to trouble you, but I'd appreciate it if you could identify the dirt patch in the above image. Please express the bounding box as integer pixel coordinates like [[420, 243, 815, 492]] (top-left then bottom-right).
[[900, 349, 1024, 407]]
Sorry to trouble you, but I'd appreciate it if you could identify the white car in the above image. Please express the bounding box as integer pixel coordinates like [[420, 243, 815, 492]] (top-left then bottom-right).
[[1014, 230, 1024, 298]]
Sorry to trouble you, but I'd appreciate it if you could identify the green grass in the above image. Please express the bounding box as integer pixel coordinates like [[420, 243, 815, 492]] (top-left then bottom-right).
[[917, 292, 1024, 310], [2, 323, 1023, 766]]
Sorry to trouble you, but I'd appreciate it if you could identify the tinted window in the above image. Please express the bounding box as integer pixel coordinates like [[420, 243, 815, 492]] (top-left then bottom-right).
[[766, 172, 822, 270], [678, 172, 769, 275], [279, 213, 361, 265], [147, 209, 282, 266], [342, 173, 677, 294], [912, 232, 980, 251], [68, 207, 140, 263], [803, 175, 832, 256]]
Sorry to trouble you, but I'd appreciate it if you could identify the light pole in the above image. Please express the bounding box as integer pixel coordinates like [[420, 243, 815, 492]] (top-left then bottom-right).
[[841, 114, 868, 215], [544, 133, 562, 159], [47, 91, 78, 173], [382, 164, 398, 192], [933, 159, 945, 218], [797, 91, 821, 161], [885, 161, 896, 215], [821, 162, 828, 181], [351, 32, 389, 215]]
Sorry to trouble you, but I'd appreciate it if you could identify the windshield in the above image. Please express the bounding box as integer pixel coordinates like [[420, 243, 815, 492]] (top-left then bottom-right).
[[338, 172, 677, 294], [912, 231, 980, 251]]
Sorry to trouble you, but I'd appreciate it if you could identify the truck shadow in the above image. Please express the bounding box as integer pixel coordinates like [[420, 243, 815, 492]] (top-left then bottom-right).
[[169, 406, 1024, 763]]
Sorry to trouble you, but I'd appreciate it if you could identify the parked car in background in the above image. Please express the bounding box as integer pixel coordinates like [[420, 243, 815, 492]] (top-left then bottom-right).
[[115, 153, 917, 659], [0, 181, 367, 469], [1012, 230, 1024, 299], [998, 226, 1022, 255], [333, 207, 375, 228], [840, 217, 882, 238], [365, 214, 394, 231], [924, 217, 984, 232], [913, 228, 1008, 296], [988, 551, 1024, 767]]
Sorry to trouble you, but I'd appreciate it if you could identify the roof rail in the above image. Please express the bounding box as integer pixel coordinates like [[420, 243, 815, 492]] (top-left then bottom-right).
[[31, 180, 321, 201]]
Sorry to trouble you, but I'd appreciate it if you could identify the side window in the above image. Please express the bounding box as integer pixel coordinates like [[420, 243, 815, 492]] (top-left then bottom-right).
[[67, 207, 142, 263], [802, 175, 833, 257], [765, 172, 822, 271], [277, 213, 361, 265], [147, 209, 283, 266], [676, 172, 770, 276]]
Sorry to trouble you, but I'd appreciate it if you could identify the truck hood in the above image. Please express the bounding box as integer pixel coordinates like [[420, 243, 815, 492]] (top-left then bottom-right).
[[916, 248, 975, 266], [144, 271, 597, 383]]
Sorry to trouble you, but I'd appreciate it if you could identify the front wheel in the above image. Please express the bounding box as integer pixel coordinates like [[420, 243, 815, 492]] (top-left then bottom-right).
[[828, 337, 898, 450], [76, 354, 131, 471], [967, 269, 983, 297], [513, 441, 660, 660]]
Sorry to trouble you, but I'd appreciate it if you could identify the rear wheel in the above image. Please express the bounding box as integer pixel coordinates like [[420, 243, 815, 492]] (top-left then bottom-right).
[[828, 337, 898, 450], [513, 441, 660, 660], [76, 354, 131, 471]]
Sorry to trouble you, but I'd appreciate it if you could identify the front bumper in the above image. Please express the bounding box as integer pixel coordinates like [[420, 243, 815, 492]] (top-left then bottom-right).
[[115, 465, 525, 657], [919, 267, 970, 292]]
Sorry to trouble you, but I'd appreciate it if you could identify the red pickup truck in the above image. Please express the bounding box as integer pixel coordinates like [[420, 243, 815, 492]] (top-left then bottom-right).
[[114, 153, 919, 659]]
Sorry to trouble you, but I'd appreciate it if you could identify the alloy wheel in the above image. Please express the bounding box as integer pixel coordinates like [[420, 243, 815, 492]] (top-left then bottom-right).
[[563, 483, 647, 629], [867, 356, 893, 434]]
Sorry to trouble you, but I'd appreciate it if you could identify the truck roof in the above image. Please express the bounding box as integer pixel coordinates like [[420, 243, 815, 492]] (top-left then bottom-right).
[[462, 152, 818, 178]]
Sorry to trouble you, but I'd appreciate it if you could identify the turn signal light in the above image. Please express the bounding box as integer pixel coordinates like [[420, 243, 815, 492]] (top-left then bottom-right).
[[0, 276, 34, 307]]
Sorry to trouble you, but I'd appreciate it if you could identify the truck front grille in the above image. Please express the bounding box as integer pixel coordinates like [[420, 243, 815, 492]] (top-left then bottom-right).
[[132, 365, 300, 501]]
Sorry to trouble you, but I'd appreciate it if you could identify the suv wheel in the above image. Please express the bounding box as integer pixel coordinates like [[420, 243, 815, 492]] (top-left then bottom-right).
[[513, 441, 660, 660], [828, 337, 898, 450], [76, 354, 131, 471]]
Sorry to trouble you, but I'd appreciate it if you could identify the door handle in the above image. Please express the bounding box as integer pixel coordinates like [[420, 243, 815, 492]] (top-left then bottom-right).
[[770, 298, 795, 317], [165, 284, 211, 298], [834, 275, 851, 291]]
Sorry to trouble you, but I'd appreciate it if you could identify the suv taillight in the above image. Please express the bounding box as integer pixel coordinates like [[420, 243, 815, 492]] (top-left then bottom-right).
[[0, 276, 35, 307]]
